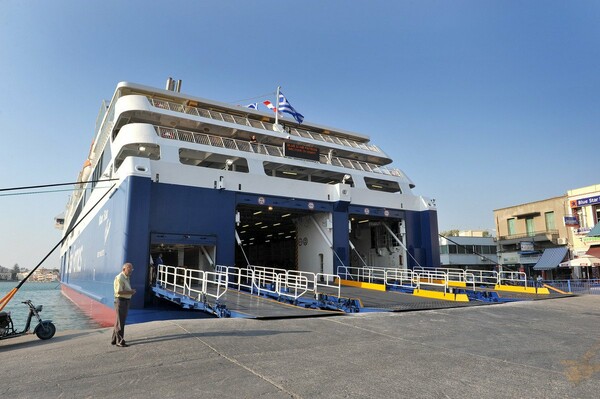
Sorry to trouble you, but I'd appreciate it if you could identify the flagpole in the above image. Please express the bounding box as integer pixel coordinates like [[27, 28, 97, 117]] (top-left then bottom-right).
[[275, 86, 280, 127]]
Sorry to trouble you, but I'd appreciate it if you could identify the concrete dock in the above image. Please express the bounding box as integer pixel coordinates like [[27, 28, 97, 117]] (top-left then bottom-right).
[[2, 295, 599, 398]]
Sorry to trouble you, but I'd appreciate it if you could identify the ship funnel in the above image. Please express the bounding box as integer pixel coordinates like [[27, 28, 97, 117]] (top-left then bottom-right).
[[165, 77, 175, 91], [175, 79, 182, 92]]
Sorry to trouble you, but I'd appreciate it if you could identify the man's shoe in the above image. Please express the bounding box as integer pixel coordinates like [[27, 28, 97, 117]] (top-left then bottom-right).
[[116, 343, 129, 347], [111, 341, 116, 345]]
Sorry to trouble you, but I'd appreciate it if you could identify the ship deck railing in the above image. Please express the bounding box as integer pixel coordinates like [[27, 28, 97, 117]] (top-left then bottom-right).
[[148, 97, 382, 153], [154, 125, 404, 178], [216, 265, 341, 300]]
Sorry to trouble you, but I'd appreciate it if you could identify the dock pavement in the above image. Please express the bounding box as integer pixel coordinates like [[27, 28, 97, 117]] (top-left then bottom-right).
[[2, 295, 599, 398]]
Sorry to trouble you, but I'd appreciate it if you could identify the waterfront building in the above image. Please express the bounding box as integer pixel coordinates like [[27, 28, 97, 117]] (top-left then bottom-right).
[[563, 184, 600, 279], [494, 196, 570, 279]]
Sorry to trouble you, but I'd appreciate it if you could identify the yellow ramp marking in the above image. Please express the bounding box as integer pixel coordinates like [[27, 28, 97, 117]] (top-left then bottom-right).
[[336, 279, 387, 292], [418, 279, 466, 288], [413, 289, 469, 302], [543, 283, 571, 295], [494, 284, 550, 295]]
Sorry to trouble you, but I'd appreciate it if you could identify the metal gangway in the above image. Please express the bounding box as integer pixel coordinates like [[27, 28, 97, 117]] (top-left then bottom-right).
[[154, 264, 350, 317], [216, 265, 344, 307]]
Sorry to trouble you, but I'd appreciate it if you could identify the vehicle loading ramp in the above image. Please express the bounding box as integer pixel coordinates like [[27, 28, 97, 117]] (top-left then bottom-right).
[[153, 283, 342, 319], [218, 289, 341, 319], [318, 285, 483, 312]]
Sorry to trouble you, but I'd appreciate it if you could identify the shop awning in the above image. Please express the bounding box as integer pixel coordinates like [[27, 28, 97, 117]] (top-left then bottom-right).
[[587, 224, 600, 237], [586, 245, 600, 258], [560, 256, 600, 267], [533, 247, 569, 270]]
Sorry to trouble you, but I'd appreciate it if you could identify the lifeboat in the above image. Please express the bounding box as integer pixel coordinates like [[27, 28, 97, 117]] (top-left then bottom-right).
[[81, 159, 92, 182]]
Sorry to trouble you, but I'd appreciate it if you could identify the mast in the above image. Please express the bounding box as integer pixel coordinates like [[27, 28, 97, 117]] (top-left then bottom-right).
[[275, 86, 280, 126]]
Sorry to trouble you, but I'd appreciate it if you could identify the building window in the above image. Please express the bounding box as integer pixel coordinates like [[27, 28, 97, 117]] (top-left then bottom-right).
[[595, 206, 600, 225], [526, 217, 535, 236], [545, 211, 555, 231], [507, 218, 516, 236]]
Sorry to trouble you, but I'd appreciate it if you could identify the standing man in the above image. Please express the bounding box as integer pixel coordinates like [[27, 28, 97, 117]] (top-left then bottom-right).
[[111, 262, 136, 347]]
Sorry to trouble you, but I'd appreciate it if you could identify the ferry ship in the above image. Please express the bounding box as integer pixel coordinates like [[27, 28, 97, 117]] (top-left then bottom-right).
[[58, 79, 440, 324]]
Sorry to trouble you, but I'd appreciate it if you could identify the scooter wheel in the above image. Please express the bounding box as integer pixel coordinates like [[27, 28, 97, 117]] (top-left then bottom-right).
[[35, 321, 56, 340]]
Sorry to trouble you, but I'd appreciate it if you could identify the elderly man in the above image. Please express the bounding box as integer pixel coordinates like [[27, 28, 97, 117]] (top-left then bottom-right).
[[111, 262, 136, 347]]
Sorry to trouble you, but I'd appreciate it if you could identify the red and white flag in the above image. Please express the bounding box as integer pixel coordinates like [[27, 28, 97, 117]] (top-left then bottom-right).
[[263, 100, 277, 113]]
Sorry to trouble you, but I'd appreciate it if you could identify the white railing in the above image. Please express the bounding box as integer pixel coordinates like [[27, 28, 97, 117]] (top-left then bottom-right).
[[157, 264, 228, 301], [247, 265, 341, 300], [385, 268, 418, 289], [149, 97, 382, 154], [415, 269, 449, 291], [315, 273, 341, 298], [413, 266, 478, 290], [465, 269, 499, 286], [252, 267, 280, 297], [498, 271, 528, 288], [217, 265, 254, 292], [153, 125, 404, 178], [276, 273, 309, 300]]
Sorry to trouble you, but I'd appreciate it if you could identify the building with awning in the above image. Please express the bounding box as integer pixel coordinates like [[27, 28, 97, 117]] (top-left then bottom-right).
[[533, 246, 569, 278]]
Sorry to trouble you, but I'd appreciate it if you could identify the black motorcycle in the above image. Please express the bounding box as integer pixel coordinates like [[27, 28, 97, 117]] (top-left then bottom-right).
[[0, 300, 56, 341]]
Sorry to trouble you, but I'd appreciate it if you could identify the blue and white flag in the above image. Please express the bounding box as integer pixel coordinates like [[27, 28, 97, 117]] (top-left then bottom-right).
[[245, 102, 258, 110], [278, 91, 304, 124]]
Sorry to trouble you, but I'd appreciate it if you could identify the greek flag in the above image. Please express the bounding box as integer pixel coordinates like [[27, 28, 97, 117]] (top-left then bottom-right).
[[278, 91, 304, 124], [245, 102, 258, 110]]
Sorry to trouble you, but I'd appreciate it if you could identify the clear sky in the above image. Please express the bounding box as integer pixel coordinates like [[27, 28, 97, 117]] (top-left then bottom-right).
[[1, 1, 599, 271]]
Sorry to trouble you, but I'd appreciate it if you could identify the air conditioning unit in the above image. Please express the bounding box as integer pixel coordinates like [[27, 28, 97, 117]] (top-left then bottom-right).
[[557, 237, 568, 245]]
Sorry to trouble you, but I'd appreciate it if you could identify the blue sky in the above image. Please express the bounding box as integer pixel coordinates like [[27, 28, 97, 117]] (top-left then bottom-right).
[[1, 1, 599, 271]]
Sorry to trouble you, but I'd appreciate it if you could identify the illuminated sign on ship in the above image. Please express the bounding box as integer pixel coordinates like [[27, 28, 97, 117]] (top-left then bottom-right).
[[284, 142, 320, 162]]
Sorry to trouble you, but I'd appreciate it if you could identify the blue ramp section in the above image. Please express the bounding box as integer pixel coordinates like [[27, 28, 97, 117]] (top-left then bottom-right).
[[152, 284, 343, 319]]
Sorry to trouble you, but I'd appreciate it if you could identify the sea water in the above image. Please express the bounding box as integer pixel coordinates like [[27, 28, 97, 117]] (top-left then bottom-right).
[[0, 281, 100, 331]]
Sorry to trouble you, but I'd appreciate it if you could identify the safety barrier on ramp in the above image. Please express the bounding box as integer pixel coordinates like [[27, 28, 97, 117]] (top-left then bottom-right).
[[494, 271, 550, 295], [154, 264, 230, 317], [337, 266, 470, 302], [216, 265, 355, 312]]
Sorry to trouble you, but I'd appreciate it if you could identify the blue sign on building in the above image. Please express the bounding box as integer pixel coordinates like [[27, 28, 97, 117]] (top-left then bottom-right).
[[574, 195, 600, 207], [564, 216, 579, 227]]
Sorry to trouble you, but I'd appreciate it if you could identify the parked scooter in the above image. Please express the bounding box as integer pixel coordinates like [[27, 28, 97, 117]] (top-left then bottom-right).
[[0, 300, 56, 341]]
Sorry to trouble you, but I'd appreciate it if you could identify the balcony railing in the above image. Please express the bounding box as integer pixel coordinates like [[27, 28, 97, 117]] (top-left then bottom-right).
[[498, 230, 559, 241], [148, 98, 382, 154], [154, 126, 403, 178]]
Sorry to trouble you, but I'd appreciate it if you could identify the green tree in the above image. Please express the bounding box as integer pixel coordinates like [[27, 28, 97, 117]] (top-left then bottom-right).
[[11, 264, 20, 281], [440, 230, 460, 237]]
